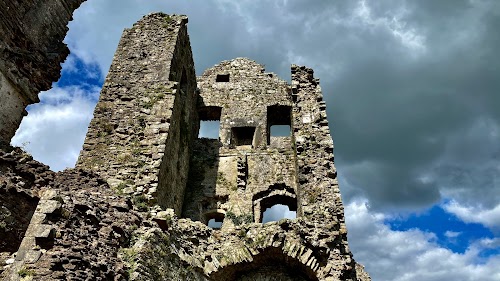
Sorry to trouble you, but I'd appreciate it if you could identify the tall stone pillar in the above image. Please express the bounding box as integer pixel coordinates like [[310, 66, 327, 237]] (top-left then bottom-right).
[[76, 14, 198, 215]]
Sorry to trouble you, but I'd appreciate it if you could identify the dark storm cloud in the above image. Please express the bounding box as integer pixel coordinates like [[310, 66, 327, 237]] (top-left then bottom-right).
[[66, 0, 500, 211], [214, 0, 500, 210], [178, 0, 500, 211]]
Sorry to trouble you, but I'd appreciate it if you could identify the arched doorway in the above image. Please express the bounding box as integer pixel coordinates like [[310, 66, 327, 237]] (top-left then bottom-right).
[[210, 247, 318, 281]]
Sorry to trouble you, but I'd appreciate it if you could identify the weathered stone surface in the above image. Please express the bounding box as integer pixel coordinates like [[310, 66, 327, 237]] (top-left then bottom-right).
[[1, 167, 143, 280], [0, 0, 85, 144], [77, 14, 198, 216], [1, 11, 370, 281], [0, 145, 53, 264]]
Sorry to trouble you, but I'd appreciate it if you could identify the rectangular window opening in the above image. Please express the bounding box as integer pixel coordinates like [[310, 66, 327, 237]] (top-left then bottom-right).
[[199, 121, 220, 139], [267, 105, 292, 145], [231, 127, 255, 147], [270, 125, 291, 137], [216, 74, 230, 82], [198, 106, 222, 139]]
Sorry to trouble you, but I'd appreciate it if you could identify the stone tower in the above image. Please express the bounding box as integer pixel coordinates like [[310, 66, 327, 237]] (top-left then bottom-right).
[[1, 12, 369, 280], [76, 13, 369, 280]]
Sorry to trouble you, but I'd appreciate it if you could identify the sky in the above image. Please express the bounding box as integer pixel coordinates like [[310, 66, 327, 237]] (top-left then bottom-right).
[[10, 0, 500, 280]]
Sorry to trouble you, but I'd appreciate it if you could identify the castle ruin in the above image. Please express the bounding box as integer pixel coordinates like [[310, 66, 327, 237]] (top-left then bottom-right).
[[0, 7, 370, 281]]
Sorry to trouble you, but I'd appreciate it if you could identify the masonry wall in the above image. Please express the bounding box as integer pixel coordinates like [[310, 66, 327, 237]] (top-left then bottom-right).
[[0, 146, 54, 275], [0, 72, 27, 145], [176, 59, 368, 280], [183, 58, 297, 226], [0, 9, 370, 280], [77, 14, 198, 215], [0, 0, 85, 144], [291, 65, 355, 279]]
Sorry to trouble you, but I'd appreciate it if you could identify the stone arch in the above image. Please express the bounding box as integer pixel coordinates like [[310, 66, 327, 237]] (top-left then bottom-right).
[[253, 184, 297, 223], [209, 246, 319, 281]]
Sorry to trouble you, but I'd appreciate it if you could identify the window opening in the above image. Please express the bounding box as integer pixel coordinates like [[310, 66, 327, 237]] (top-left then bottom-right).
[[231, 127, 255, 147], [270, 125, 291, 137], [199, 121, 220, 139], [258, 194, 297, 223], [262, 204, 296, 223], [216, 74, 230, 82], [267, 105, 292, 144], [208, 218, 223, 229], [205, 212, 225, 229], [198, 106, 222, 139]]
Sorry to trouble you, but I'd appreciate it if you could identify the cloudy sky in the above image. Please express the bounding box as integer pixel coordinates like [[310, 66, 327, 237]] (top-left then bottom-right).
[[11, 0, 500, 280]]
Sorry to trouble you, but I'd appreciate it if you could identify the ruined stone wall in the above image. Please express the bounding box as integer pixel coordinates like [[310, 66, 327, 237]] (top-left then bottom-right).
[[183, 58, 297, 226], [0, 10, 370, 280], [0, 146, 54, 274], [1, 163, 143, 281], [291, 65, 356, 279], [178, 58, 367, 280], [0, 0, 85, 144], [77, 14, 198, 215]]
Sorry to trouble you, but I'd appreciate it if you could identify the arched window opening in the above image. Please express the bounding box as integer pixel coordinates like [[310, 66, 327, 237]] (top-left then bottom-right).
[[198, 106, 222, 139], [258, 194, 297, 223], [205, 212, 225, 229], [262, 204, 296, 223]]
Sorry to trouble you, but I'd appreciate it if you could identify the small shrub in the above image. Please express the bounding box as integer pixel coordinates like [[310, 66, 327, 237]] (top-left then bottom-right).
[[226, 211, 253, 226], [18, 267, 34, 277], [133, 195, 149, 212]]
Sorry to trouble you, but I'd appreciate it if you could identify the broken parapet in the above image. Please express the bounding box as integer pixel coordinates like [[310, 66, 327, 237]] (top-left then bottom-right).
[[76, 14, 198, 215], [0, 0, 85, 144]]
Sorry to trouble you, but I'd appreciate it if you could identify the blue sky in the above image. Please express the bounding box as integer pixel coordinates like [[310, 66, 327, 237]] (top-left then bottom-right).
[[386, 204, 495, 255], [11, 1, 500, 280]]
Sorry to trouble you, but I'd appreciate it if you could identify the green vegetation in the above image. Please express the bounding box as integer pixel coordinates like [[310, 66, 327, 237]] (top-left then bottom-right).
[[117, 153, 133, 163], [131, 138, 142, 156], [226, 211, 253, 226], [18, 267, 35, 278], [115, 180, 134, 195], [133, 195, 149, 212], [96, 119, 113, 137], [119, 247, 139, 278], [162, 15, 173, 28], [142, 87, 169, 109], [217, 172, 236, 191]]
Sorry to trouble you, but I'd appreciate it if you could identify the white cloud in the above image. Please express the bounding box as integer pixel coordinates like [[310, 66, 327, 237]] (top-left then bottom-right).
[[444, 231, 461, 239], [353, 0, 426, 52], [262, 204, 296, 223], [345, 200, 500, 281], [443, 201, 500, 230], [11, 86, 99, 171]]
